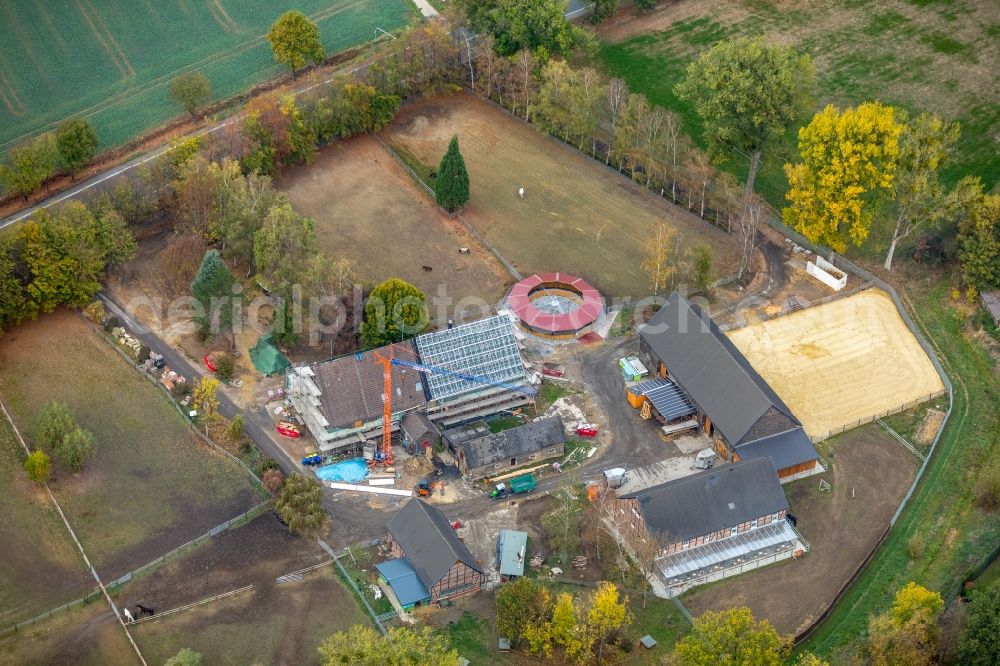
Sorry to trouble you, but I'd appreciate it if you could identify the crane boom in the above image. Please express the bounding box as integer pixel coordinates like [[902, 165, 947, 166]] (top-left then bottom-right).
[[390, 357, 536, 395]]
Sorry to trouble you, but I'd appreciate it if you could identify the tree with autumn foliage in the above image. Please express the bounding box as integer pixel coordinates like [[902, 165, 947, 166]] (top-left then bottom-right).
[[671, 606, 790, 666], [867, 582, 944, 666], [783, 102, 903, 253], [267, 11, 325, 79]]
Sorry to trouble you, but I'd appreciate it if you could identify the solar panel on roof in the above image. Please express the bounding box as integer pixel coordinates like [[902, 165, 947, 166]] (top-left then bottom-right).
[[414, 316, 528, 401], [646, 381, 696, 420]]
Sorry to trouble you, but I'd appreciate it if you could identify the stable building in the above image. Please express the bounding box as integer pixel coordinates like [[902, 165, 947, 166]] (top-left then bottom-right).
[[638, 293, 819, 480], [615, 458, 808, 593], [287, 315, 533, 454], [383, 499, 484, 604], [443, 417, 566, 480]]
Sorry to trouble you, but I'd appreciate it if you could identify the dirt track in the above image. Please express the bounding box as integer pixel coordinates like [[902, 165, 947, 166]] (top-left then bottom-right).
[[727, 289, 944, 439]]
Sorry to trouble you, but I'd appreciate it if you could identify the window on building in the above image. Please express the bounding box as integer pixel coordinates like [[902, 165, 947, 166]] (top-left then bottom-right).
[[528, 454, 537, 460]]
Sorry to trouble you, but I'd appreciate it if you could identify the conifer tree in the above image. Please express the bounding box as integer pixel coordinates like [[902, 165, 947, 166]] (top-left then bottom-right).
[[435, 136, 470, 213]]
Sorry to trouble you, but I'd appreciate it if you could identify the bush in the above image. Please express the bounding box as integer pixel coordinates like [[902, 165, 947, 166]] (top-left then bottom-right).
[[907, 535, 926, 560], [83, 300, 105, 324], [23, 450, 51, 484], [214, 353, 236, 383], [171, 381, 192, 400], [974, 470, 1000, 511], [56, 427, 95, 471], [33, 402, 75, 453], [263, 468, 286, 494]]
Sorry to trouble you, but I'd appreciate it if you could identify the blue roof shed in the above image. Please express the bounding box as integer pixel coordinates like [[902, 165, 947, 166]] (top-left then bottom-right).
[[497, 529, 528, 578], [375, 558, 431, 608]]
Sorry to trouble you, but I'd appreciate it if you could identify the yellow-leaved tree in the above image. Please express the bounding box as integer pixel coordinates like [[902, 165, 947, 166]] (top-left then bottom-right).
[[783, 102, 903, 252], [192, 376, 220, 427], [867, 581, 944, 666], [671, 606, 790, 666]]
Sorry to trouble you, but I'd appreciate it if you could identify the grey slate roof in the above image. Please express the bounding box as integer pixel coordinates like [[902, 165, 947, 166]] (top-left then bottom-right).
[[735, 427, 818, 471], [401, 411, 439, 445], [639, 293, 798, 446], [387, 499, 482, 588], [619, 458, 788, 542], [313, 342, 427, 430], [452, 417, 566, 470]]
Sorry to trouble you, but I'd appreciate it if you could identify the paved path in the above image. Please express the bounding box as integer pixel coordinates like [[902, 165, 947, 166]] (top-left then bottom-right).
[[410, 0, 439, 19]]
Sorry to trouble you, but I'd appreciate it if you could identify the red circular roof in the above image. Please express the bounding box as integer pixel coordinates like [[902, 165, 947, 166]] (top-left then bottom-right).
[[506, 273, 604, 334]]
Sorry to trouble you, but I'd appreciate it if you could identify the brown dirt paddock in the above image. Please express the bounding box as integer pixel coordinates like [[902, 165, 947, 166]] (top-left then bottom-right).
[[280, 134, 513, 327], [0, 311, 261, 579], [122, 513, 366, 665], [383, 93, 739, 298], [727, 289, 945, 439], [683, 424, 918, 635], [0, 601, 133, 666]]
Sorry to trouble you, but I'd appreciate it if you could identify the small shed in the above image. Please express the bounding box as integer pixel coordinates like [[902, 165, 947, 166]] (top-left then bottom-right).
[[401, 411, 440, 452], [497, 529, 528, 579], [249, 334, 291, 376], [375, 558, 431, 609], [981, 291, 1000, 327]]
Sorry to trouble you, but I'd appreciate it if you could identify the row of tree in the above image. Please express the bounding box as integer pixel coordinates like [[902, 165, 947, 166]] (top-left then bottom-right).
[[0, 199, 135, 334]]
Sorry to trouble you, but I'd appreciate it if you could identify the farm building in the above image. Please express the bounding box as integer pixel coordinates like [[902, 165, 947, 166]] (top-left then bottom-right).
[[443, 417, 566, 480], [384, 499, 484, 603], [981, 291, 1000, 327], [497, 529, 528, 580], [401, 411, 440, 454], [637, 293, 819, 480], [614, 458, 808, 593], [287, 315, 533, 454]]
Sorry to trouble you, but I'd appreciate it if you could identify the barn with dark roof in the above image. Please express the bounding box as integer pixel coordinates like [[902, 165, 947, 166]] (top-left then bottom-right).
[[383, 499, 484, 603], [638, 293, 819, 479]]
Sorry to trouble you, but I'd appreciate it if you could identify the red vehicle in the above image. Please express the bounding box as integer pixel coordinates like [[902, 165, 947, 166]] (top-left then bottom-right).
[[203, 354, 218, 372], [576, 423, 598, 438], [542, 363, 565, 378], [276, 421, 301, 439]]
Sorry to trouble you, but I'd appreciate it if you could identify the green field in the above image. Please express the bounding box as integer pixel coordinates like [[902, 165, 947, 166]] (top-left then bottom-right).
[[0, 0, 413, 153], [0, 310, 261, 579], [0, 409, 93, 627], [598, 0, 1000, 224]]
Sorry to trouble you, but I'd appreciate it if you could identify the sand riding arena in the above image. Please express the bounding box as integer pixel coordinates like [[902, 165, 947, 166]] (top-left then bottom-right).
[[727, 289, 945, 440]]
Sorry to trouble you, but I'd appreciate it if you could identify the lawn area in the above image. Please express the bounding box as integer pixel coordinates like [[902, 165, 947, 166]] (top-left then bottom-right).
[[597, 0, 1000, 221], [383, 93, 739, 298], [0, 409, 93, 628], [0, 309, 261, 579], [800, 275, 1000, 658], [0, 0, 413, 152]]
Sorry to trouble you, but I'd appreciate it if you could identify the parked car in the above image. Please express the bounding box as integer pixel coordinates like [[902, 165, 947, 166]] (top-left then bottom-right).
[[576, 423, 598, 438]]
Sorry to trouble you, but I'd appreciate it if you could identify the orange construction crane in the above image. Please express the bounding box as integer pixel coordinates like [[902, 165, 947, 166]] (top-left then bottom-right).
[[370, 343, 535, 467], [372, 344, 395, 466]]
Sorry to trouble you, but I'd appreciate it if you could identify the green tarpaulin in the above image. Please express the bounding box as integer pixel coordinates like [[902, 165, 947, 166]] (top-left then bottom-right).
[[249, 334, 290, 376]]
